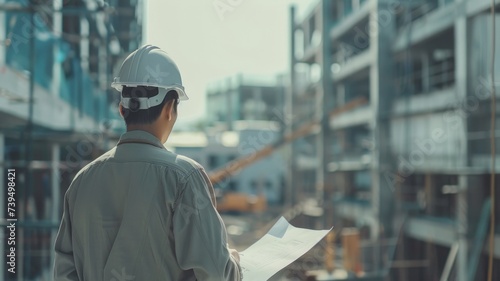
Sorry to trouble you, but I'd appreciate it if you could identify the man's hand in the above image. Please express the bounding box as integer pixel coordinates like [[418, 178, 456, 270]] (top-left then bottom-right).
[[229, 248, 240, 263]]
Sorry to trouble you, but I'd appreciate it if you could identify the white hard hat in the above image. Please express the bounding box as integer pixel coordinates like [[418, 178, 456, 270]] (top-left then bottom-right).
[[111, 45, 188, 109]]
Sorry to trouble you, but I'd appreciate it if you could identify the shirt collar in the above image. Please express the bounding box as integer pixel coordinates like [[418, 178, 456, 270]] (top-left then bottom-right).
[[117, 130, 165, 149]]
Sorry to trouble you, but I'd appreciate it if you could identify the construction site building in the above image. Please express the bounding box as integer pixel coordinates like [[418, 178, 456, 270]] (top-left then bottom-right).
[[206, 74, 287, 131], [0, 0, 143, 279], [289, 0, 500, 280]]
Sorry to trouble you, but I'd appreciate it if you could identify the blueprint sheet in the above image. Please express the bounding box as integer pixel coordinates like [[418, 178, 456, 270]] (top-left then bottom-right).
[[239, 217, 332, 281]]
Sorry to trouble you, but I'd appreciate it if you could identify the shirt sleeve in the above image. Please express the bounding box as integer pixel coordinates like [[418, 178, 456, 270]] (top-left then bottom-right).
[[172, 168, 242, 281], [54, 193, 79, 281]]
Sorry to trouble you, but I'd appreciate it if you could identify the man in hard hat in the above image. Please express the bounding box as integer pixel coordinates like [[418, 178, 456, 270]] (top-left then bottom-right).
[[54, 45, 242, 281]]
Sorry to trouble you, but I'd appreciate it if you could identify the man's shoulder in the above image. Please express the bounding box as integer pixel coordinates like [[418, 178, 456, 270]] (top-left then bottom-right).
[[172, 154, 204, 175], [131, 147, 204, 176], [73, 147, 116, 178]]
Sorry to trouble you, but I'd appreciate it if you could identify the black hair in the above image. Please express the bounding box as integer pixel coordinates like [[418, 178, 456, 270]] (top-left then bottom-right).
[[121, 86, 179, 126]]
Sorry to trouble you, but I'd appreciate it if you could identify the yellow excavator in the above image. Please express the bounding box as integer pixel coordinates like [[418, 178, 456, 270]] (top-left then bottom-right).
[[209, 97, 368, 213]]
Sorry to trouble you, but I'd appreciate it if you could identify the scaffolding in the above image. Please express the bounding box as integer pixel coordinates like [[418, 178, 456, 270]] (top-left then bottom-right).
[[0, 0, 142, 279]]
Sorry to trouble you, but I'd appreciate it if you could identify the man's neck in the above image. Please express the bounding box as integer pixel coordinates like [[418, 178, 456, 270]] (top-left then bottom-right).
[[126, 125, 166, 143]]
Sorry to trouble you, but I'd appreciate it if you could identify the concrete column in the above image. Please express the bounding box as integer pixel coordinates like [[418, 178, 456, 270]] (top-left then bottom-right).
[[98, 43, 106, 91], [226, 77, 233, 131], [0, 134, 4, 276], [287, 6, 296, 208], [80, 17, 90, 72], [371, 2, 396, 229], [370, 0, 396, 270], [454, 0, 468, 168], [49, 144, 61, 276], [316, 2, 325, 204], [454, 3, 470, 279], [318, 0, 335, 228], [421, 52, 430, 93], [353, 0, 361, 11], [457, 175, 468, 281], [0, 0, 5, 65], [51, 0, 62, 97]]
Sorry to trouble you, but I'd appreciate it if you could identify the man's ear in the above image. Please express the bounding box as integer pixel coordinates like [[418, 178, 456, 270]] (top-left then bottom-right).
[[119, 103, 125, 118], [163, 99, 176, 121]]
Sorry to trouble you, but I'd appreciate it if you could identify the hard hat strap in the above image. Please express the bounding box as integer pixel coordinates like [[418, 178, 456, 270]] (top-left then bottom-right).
[[121, 88, 168, 110]]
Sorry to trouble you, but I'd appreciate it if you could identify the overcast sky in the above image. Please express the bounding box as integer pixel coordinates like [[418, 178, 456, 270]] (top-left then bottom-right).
[[144, 0, 317, 127]]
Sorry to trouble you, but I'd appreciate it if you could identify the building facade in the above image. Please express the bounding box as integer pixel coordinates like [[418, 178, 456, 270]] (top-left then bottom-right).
[[0, 0, 143, 279], [206, 74, 286, 131], [290, 0, 499, 280]]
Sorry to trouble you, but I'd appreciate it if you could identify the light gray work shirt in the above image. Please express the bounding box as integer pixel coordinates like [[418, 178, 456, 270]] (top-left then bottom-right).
[[54, 130, 242, 281]]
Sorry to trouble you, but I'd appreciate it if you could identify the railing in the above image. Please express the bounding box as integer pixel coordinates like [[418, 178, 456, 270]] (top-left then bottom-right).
[[396, 1, 440, 30], [291, 100, 317, 123], [394, 58, 455, 95], [332, 42, 369, 67], [336, 0, 371, 22], [330, 151, 371, 164], [395, 184, 456, 219], [0, 220, 59, 281], [294, 76, 319, 99], [428, 59, 455, 90]]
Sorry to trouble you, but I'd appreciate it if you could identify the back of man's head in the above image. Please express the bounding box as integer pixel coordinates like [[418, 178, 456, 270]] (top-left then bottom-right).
[[120, 86, 178, 126]]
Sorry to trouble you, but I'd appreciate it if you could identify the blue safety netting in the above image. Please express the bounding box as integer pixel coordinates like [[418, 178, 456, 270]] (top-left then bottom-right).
[[4, 0, 116, 126]]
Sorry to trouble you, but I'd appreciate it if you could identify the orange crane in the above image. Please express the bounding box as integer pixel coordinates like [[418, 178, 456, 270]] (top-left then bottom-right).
[[210, 97, 368, 213]]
